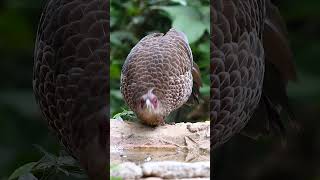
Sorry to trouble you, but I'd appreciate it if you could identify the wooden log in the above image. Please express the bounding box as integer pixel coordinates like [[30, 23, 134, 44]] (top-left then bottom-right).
[[110, 120, 210, 163]]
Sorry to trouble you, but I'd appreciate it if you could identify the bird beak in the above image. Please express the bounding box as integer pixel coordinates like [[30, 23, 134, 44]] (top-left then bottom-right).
[[146, 99, 153, 112]]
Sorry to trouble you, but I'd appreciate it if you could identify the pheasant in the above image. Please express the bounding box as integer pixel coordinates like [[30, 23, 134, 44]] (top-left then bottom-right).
[[32, 0, 108, 179], [211, 0, 297, 148], [120, 28, 202, 126]]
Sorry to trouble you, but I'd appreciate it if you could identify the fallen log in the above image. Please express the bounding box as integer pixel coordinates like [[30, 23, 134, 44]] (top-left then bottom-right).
[[110, 120, 210, 163], [110, 161, 210, 179]]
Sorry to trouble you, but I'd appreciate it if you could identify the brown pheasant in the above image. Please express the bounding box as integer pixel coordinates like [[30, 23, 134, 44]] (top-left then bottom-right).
[[211, 0, 297, 148], [32, 0, 109, 179], [120, 28, 202, 126]]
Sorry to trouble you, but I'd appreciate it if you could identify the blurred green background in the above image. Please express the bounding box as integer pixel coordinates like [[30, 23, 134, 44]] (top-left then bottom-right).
[[0, 0, 319, 179], [110, 0, 210, 121]]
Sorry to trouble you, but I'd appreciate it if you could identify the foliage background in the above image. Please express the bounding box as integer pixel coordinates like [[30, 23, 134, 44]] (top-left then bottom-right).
[[110, 0, 210, 120], [0, 0, 319, 179]]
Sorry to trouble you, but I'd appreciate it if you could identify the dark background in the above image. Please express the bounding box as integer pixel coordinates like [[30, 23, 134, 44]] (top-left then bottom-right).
[[214, 0, 320, 180], [0, 1, 61, 179], [0, 0, 319, 179]]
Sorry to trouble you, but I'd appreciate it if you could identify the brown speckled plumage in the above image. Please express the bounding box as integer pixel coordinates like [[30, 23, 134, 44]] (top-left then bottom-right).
[[121, 28, 201, 125], [211, 0, 296, 148], [32, 0, 108, 179]]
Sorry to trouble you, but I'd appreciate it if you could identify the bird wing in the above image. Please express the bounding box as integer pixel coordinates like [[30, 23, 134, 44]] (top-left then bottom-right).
[[168, 28, 203, 104], [211, 0, 266, 148], [121, 28, 196, 115], [33, 0, 108, 179], [242, 0, 298, 139]]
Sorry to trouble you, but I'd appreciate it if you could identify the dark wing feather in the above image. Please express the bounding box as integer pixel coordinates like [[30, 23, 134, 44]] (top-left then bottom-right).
[[33, 0, 109, 179], [190, 61, 202, 104], [211, 0, 265, 148], [242, 0, 298, 140], [263, 0, 297, 81]]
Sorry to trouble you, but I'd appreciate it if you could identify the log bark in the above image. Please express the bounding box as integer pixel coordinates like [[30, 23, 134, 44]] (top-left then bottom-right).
[[110, 161, 210, 179], [110, 120, 210, 163]]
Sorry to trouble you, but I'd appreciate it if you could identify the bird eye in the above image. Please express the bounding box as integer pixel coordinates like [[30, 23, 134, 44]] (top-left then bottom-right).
[[152, 98, 157, 104], [140, 99, 145, 108]]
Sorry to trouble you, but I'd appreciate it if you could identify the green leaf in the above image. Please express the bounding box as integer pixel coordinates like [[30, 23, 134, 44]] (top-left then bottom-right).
[[199, 6, 210, 33], [200, 84, 210, 95], [110, 176, 123, 180], [154, 6, 208, 43], [110, 62, 121, 80], [113, 109, 135, 120], [198, 40, 210, 54], [57, 167, 71, 176], [111, 90, 123, 100], [18, 173, 38, 180], [110, 164, 119, 171], [67, 171, 88, 179], [288, 73, 320, 102], [110, 31, 138, 46], [8, 162, 37, 180], [110, 164, 122, 180], [33, 160, 55, 171], [31, 145, 58, 171], [170, 0, 187, 6], [33, 145, 57, 161], [57, 155, 77, 166]]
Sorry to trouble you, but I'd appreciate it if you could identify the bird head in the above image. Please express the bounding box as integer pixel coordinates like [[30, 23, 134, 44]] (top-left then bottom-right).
[[136, 88, 164, 125], [140, 88, 158, 111]]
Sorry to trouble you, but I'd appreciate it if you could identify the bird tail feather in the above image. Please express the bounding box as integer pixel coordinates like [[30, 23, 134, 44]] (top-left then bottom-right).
[[189, 61, 202, 104], [241, 0, 300, 141]]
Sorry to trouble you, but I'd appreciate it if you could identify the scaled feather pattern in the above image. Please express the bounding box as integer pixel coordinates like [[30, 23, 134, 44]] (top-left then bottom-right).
[[211, 0, 297, 148], [121, 28, 201, 126], [32, 0, 109, 179]]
